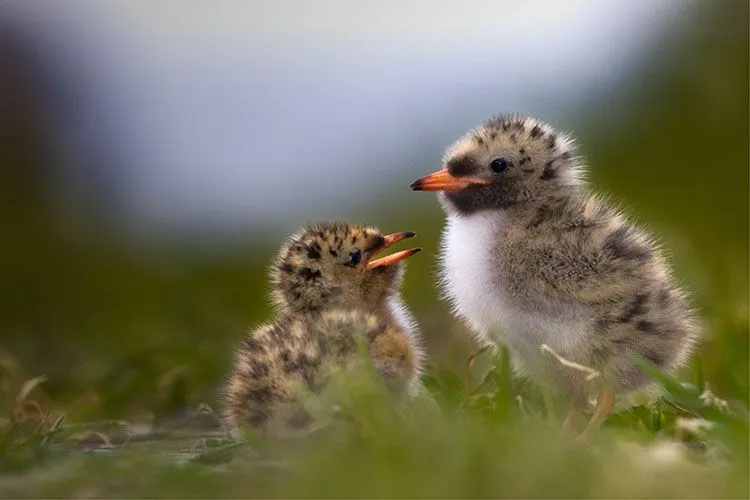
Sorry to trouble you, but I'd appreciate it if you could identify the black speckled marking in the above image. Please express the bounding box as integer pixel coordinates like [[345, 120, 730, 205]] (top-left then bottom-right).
[[243, 335, 263, 352], [644, 349, 665, 367], [519, 148, 526, 155], [490, 131, 497, 139], [618, 293, 649, 323], [529, 124, 543, 138], [272, 325, 289, 341], [559, 151, 572, 160], [510, 134, 517, 144], [565, 216, 599, 231], [248, 387, 274, 404], [540, 161, 556, 180], [299, 267, 322, 281], [250, 360, 270, 378], [636, 320, 657, 334], [604, 227, 652, 261], [285, 352, 320, 375], [280, 263, 294, 274], [329, 248, 338, 257], [306, 243, 321, 260], [476, 136, 485, 146], [282, 356, 298, 373], [547, 134, 557, 150]]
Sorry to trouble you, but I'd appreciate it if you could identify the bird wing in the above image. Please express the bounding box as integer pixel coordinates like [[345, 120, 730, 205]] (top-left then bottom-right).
[[518, 220, 662, 306]]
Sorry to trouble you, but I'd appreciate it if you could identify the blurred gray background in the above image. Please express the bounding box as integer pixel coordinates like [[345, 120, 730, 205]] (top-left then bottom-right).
[[2, 0, 691, 236]]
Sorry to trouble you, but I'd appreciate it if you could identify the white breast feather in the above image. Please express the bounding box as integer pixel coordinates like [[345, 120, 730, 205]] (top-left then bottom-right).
[[438, 211, 591, 376], [388, 295, 425, 394]]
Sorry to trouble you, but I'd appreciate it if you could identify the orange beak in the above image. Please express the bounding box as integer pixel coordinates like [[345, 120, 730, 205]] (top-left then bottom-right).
[[367, 231, 422, 269], [410, 168, 490, 192]]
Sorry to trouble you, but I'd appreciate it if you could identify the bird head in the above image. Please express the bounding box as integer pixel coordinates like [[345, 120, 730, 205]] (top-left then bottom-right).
[[410, 115, 583, 215], [270, 222, 420, 314]]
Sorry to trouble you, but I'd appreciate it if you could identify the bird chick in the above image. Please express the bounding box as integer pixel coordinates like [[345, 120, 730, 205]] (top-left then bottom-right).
[[410, 115, 699, 437], [223, 222, 423, 437]]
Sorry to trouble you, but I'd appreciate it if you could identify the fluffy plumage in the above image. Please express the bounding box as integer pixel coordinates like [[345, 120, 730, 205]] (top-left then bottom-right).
[[223, 222, 423, 437], [412, 115, 699, 434]]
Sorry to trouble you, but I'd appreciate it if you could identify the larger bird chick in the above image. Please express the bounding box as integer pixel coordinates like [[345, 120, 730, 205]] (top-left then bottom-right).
[[224, 222, 423, 437], [411, 115, 699, 438]]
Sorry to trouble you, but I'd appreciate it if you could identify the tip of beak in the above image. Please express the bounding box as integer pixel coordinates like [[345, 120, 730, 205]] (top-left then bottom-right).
[[409, 179, 423, 191], [404, 231, 416, 239]]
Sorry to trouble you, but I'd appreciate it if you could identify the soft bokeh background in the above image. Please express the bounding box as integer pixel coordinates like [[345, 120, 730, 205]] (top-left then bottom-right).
[[1, 0, 747, 425]]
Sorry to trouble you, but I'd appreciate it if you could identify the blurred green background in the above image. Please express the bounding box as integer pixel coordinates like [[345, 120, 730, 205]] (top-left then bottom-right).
[[0, 0, 746, 427]]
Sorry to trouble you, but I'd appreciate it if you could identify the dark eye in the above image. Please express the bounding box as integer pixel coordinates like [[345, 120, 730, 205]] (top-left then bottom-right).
[[490, 158, 508, 173], [348, 250, 362, 266]]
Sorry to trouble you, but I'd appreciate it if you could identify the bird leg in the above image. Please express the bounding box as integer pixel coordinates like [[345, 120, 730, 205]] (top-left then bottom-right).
[[466, 346, 490, 395], [574, 385, 615, 444], [561, 395, 587, 433]]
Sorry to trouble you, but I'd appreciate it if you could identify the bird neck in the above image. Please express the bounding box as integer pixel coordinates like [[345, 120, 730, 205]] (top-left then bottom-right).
[[365, 296, 399, 323], [504, 187, 586, 230], [284, 291, 397, 322]]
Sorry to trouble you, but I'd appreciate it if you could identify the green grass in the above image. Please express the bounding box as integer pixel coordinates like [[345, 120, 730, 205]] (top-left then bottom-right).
[[1, 346, 747, 498]]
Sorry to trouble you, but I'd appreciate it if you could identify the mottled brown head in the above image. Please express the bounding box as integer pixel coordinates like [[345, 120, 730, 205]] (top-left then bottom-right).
[[410, 115, 584, 215], [270, 222, 420, 314]]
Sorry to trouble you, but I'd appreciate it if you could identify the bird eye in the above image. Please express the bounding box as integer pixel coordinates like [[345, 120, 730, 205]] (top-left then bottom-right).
[[348, 250, 362, 266], [490, 158, 508, 173]]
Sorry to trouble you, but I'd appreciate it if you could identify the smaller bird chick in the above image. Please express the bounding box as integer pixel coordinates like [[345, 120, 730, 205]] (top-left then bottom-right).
[[223, 222, 423, 437]]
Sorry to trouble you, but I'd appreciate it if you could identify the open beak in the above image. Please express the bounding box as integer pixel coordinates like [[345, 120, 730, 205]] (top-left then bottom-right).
[[410, 169, 490, 192], [367, 231, 421, 269]]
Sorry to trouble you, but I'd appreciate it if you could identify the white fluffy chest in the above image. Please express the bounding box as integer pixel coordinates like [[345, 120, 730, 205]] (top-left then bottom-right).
[[439, 212, 590, 372]]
